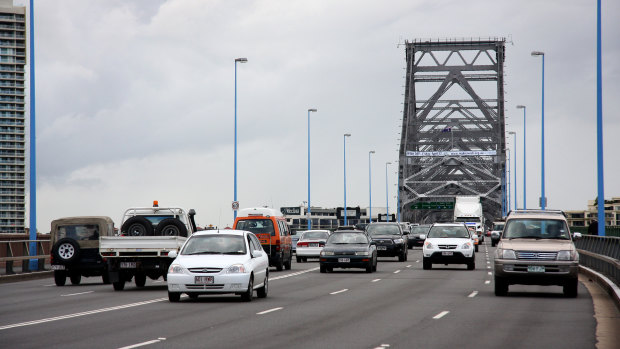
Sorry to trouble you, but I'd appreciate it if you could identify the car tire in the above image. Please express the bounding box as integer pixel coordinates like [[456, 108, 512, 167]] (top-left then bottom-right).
[[398, 253, 405, 262], [404, 250, 408, 261], [563, 278, 578, 298], [121, 216, 154, 236], [257, 271, 268, 298], [366, 261, 373, 273], [54, 270, 66, 286], [320, 265, 326, 273], [276, 257, 284, 271], [494, 277, 508, 296], [296, 256, 302, 263], [372, 256, 378, 272], [113, 280, 125, 291], [52, 238, 80, 264], [284, 254, 292, 270], [423, 258, 432, 270], [155, 218, 188, 237], [467, 258, 475, 270], [168, 291, 181, 302], [135, 272, 146, 288], [69, 271, 81, 285], [241, 276, 254, 302], [474, 245, 479, 252], [491, 241, 496, 247]]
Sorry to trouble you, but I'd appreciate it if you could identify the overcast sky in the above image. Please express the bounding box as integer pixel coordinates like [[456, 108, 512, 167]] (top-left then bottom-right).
[[17, 0, 619, 230]]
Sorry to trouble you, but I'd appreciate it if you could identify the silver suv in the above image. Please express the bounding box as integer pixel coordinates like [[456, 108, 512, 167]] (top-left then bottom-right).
[[493, 210, 580, 297]]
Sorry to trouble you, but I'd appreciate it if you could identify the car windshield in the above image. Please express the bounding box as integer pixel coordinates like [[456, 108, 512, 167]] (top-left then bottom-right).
[[503, 219, 570, 240], [301, 231, 329, 240], [181, 235, 247, 255], [235, 219, 275, 236], [493, 224, 504, 231], [57, 224, 100, 240], [327, 233, 368, 244], [427, 226, 470, 239], [366, 224, 401, 236], [411, 226, 430, 234]]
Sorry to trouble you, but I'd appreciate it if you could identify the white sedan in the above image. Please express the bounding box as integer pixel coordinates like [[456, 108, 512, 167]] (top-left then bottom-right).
[[422, 223, 476, 270], [295, 230, 330, 262], [167, 230, 269, 302]]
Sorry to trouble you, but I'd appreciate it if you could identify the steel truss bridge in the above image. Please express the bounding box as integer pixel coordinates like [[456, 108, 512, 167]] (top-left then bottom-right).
[[398, 38, 507, 225]]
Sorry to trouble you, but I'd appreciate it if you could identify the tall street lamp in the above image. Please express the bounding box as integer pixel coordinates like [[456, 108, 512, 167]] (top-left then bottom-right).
[[396, 168, 401, 222], [343, 134, 351, 226], [596, 0, 605, 236], [307, 108, 317, 230], [531, 51, 546, 210], [385, 162, 391, 222], [368, 151, 375, 223], [233, 57, 247, 220], [508, 131, 517, 210], [516, 105, 526, 209], [507, 148, 511, 212]]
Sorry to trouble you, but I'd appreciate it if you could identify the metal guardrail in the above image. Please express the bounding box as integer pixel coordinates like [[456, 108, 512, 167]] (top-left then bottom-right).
[[0, 239, 49, 274], [575, 235, 620, 286]]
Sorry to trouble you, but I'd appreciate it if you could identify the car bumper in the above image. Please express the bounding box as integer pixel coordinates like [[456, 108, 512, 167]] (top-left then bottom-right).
[[409, 238, 425, 246], [167, 273, 250, 294], [375, 244, 406, 257], [424, 251, 473, 264], [296, 247, 323, 257], [494, 259, 579, 285], [320, 256, 372, 269]]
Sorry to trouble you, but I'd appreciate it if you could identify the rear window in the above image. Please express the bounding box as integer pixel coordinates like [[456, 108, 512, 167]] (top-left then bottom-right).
[[57, 224, 99, 240], [367, 224, 401, 236], [493, 224, 505, 231], [301, 231, 329, 240], [327, 233, 368, 244], [236, 219, 276, 236], [411, 226, 430, 234], [428, 225, 469, 238]]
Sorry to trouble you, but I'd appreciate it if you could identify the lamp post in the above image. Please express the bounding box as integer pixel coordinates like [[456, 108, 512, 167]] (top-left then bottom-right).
[[368, 151, 375, 223], [596, 0, 605, 236], [343, 134, 351, 226], [531, 51, 545, 210], [508, 131, 517, 210], [28, 0, 37, 269], [307, 108, 317, 230], [507, 148, 511, 212], [385, 162, 391, 222], [516, 105, 526, 209], [396, 168, 401, 222], [233, 57, 247, 220]]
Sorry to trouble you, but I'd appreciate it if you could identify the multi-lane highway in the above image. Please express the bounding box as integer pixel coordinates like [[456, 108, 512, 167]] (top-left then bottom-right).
[[0, 242, 604, 348]]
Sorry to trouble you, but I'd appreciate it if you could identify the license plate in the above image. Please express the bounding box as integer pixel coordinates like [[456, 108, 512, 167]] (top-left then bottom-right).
[[528, 265, 545, 273], [377, 246, 387, 250], [442, 251, 453, 256], [338, 258, 350, 263], [310, 243, 319, 247], [120, 262, 137, 269], [195, 276, 214, 284], [51, 265, 65, 270]]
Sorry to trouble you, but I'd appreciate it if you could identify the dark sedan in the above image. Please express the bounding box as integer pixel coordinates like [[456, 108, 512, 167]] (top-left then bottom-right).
[[366, 222, 408, 261], [319, 231, 377, 273], [408, 224, 431, 248]]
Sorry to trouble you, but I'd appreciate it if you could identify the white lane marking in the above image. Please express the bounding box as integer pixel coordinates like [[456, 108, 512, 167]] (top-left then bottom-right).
[[486, 261, 490, 264], [270, 267, 319, 281], [488, 272, 492, 275], [257, 307, 283, 315], [153, 280, 165, 283], [330, 289, 348, 295], [468, 291, 479, 298], [61, 291, 94, 297], [373, 345, 391, 349], [433, 311, 450, 319], [0, 298, 167, 331], [485, 280, 491, 284], [416, 260, 420, 263], [118, 338, 166, 349], [406, 265, 412, 268], [372, 279, 381, 282], [393, 270, 401, 274], [43, 284, 55, 287], [487, 266, 491, 269]]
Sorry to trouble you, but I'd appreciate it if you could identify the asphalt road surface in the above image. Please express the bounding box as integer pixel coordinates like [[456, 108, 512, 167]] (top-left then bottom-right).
[[0, 242, 601, 348]]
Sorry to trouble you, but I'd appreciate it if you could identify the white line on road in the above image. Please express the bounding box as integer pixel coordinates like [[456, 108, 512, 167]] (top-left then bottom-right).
[[433, 311, 450, 319], [118, 338, 166, 349], [393, 270, 401, 274], [487, 266, 491, 269], [468, 291, 479, 298], [416, 260, 420, 263], [372, 279, 381, 282], [61, 291, 94, 297], [485, 280, 491, 284], [270, 267, 319, 281], [488, 272, 492, 275], [406, 265, 412, 268], [373, 345, 391, 349], [43, 284, 55, 287], [257, 307, 283, 315], [330, 289, 348, 295]]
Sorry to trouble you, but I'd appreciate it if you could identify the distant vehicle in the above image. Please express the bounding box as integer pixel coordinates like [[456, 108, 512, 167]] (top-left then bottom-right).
[[290, 230, 303, 253], [166, 230, 269, 302], [366, 222, 408, 261], [409, 224, 431, 248], [100, 201, 198, 291], [467, 226, 480, 252], [494, 209, 581, 297], [319, 230, 377, 273], [490, 221, 505, 247], [50, 216, 115, 286], [423, 223, 475, 270], [295, 230, 330, 262], [454, 196, 485, 242], [234, 207, 292, 271]]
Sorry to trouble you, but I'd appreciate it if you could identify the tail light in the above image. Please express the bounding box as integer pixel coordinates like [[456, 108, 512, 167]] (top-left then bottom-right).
[[297, 242, 308, 247], [101, 252, 116, 257]]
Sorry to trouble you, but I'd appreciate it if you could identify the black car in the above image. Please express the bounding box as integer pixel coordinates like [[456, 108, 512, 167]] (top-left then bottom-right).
[[319, 230, 377, 273], [408, 224, 431, 248], [366, 222, 408, 261]]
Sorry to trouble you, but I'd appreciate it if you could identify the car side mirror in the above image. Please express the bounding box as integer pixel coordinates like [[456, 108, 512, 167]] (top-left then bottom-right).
[[168, 250, 178, 258], [253, 250, 263, 258], [573, 232, 582, 240]]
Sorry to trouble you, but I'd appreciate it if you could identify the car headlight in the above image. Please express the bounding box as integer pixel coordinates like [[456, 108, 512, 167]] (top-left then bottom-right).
[[461, 242, 471, 249], [355, 251, 369, 256], [424, 241, 434, 249], [497, 249, 516, 259], [557, 250, 576, 261], [321, 251, 334, 256], [226, 264, 247, 274], [393, 238, 404, 244], [168, 264, 186, 274]]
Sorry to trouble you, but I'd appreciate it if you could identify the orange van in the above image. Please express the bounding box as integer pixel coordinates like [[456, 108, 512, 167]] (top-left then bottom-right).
[[233, 207, 292, 271]]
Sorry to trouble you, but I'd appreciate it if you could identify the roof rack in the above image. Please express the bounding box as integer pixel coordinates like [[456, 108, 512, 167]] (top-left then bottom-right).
[[507, 209, 566, 217]]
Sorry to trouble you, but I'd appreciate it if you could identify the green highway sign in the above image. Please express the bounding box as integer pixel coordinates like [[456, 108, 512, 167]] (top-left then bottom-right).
[[410, 202, 454, 210]]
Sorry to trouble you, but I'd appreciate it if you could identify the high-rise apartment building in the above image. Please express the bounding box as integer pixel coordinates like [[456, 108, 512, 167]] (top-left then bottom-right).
[[0, 0, 25, 233]]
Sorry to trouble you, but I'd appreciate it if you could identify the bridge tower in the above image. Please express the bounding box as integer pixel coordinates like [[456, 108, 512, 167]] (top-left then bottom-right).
[[398, 38, 507, 226]]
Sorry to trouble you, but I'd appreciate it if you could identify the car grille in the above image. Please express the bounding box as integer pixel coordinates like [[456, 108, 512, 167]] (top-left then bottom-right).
[[374, 239, 393, 245], [516, 251, 558, 260], [335, 251, 355, 256], [438, 244, 457, 250], [188, 267, 222, 274], [185, 284, 225, 290]]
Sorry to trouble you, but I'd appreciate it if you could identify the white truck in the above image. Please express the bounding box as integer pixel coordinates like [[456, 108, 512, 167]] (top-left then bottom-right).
[[100, 201, 197, 291], [453, 196, 485, 247]]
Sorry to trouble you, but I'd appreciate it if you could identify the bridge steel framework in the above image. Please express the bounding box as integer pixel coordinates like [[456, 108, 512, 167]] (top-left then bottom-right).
[[398, 39, 507, 225]]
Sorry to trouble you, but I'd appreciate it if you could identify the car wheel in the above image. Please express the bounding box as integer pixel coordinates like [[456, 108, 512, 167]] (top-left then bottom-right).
[[398, 253, 405, 262], [121, 216, 154, 236], [276, 257, 284, 271], [474, 245, 479, 252], [102, 272, 111, 285], [297, 256, 302, 263], [155, 218, 188, 237], [69, 271, 81, 285], [54, 270, 66, 286], [52, 238, 80, 264], [284, 254, 292, 270], [135, 273, 146, 288], [404, 250, 408, 261], [257, 271, 268, 298], [467, 258, 475, 270], [494, 277, 508, 296], [372, 256, 377, 272], [168, 291, 181, 302], [491, 241, 496, 247], [320, 265, 326, 273], [423, 258, 432, 270], [241, 276, 254, 302], [113, 280, 125, 291], [366, 261, 373, 273], [563, 278, 578, 298], [326, 267, 333, 273]]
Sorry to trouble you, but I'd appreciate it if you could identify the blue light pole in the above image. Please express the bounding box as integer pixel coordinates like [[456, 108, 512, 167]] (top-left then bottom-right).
[[368, 150, 375, 223], [233, 57, 247, 220], [307, 108, 317, 230], [531, 51, 545, 210], [516, 105, 526, 209], [507, 148, 511, 212], [28, 0, 37, 270], [596, 0, 605, 236], [343, 134, 351, 225], [509, 131, 517, 209], [385, 162, 391, 222]]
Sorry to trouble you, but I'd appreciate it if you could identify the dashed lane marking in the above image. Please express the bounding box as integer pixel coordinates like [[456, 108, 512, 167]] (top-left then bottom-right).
[[468, 291, 479, 298], [270, 267, 319, 281], [488, 272, 492, 275], [118, 338, 166, 349], [61, 291, 94, 297], [394, 270, 401, 274], [330, 289, 348, 295], [433, 311, 450, 319], [257, 307, 283, 315], [485, 280, 491, 284], [372, 279, 381, 282]]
